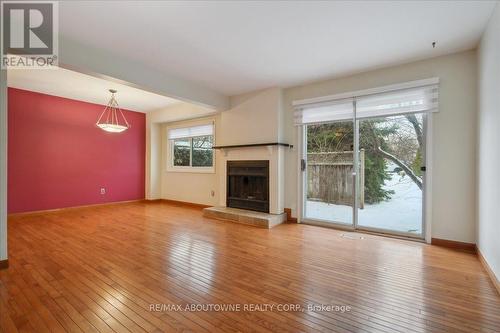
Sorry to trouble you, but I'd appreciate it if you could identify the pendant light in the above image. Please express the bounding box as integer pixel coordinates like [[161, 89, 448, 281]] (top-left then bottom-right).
[[96, 89, 130, 133]]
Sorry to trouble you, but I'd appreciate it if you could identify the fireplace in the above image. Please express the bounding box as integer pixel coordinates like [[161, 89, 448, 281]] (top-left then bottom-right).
[[227, 160, 269, 213]]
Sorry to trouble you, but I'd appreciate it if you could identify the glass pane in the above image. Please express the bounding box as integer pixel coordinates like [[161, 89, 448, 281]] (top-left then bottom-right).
[[192, 135, 213, 167], [357, 114, 423, 235], [305, 122, 354, 225], [173, 138, 190, 166]]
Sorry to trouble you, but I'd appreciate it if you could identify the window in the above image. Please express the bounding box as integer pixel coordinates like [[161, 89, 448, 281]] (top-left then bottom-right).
[[173, 138, 190, 166], [192, 135, 213, 167], [168, 123, 214, 172]]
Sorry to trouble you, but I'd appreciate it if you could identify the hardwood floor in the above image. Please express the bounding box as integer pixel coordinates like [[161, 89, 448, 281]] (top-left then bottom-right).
[[1, 201, 499, 333]]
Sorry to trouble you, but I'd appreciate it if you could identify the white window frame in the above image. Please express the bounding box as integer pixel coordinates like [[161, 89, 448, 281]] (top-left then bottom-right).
[[166, 122, 215, 174], [294, 78, 436, 243]]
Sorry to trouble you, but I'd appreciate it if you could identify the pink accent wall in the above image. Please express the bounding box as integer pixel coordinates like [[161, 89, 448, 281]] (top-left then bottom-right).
[[8, 88, 146, 213]]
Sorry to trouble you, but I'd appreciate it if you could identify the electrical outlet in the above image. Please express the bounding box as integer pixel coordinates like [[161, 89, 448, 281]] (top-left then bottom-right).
[[100, 187, 106, 195]]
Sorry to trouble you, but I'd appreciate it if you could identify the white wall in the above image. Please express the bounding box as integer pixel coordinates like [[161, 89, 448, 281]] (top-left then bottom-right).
[[161, 116, 220, 206], [145, 103, 218, 200], [148, 52, 478, 244], [145, 120, 161, 200], [477, 3, 500, 281], [152, 88, 287, 207], [283, 50, 478, 243], [219, 88, 284, 145], [217, 88, 286, 213], [0, 69, 7, 262]]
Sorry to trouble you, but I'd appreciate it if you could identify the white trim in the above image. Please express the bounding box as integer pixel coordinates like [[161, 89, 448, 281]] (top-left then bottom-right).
[[165, 118, 216, 174], [353, 104, 359, 229], [166, 136, 215, 173], [292, 77, 440, 108], [424, 114, 433, 243], [298, 111, 431, 242], [296, 126, 305, 223]]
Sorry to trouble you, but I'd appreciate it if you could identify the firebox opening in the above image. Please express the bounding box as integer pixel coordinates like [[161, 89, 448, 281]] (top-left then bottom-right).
[[227, 160, 269, 213]]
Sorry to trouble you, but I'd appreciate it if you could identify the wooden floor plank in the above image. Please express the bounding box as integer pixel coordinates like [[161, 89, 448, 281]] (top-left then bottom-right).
[[1, 201, 499, 333]]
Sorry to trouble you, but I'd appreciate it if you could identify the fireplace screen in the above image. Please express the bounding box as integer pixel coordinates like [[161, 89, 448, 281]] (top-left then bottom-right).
[[227, 160, 269, 213]]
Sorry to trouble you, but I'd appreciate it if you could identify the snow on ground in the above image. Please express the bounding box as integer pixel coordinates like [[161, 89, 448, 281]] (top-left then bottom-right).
[[306, 162, 422, 234]]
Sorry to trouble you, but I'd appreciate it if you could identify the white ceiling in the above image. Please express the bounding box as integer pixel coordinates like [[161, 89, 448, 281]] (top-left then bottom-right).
[[7, 67, 180, 112], [59, 1, 498, 96]]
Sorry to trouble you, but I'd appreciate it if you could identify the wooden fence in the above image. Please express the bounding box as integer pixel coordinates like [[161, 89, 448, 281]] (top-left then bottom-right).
[[307, 150, 365, 208]]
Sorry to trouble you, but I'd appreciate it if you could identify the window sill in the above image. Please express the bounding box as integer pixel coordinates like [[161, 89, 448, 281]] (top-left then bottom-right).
[[166, 167, 215, 174]]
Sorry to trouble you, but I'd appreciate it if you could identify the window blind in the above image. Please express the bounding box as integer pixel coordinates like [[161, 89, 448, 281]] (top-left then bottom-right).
[[294, 81, 439, 125], [356, 85, 438, 119], [293, 98, 353, 125], [168, 124, 213, 139]]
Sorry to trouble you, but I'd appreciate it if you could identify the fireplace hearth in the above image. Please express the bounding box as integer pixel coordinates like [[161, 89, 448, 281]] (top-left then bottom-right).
[[227, 160, 269, 213]]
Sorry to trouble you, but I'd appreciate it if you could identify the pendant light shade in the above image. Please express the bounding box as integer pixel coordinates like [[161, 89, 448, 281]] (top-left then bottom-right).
[[96, 89, 130, 133]]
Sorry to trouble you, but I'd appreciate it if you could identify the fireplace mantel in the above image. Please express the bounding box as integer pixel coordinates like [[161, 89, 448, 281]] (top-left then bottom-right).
[[218, 144, 285, 215], [213, 142, 292, 149]]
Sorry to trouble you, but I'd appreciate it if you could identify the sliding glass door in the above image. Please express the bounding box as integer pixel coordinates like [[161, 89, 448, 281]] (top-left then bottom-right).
[[356, 114, 425, 236], [304, 121, 355, 226], [302, 113, 425, 237], [296, 82, 437, 239]]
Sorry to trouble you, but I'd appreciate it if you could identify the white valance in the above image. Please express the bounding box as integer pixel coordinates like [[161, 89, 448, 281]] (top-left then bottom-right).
[[356, 85, 438, 119], [294, 79, 439, 125], [293, 98, 353, 125], [168, 124, 213, 139]]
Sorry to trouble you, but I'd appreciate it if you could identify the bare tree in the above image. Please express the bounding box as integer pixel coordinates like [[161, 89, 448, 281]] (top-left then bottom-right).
[[364, 116, 423, 190], [376, 147, 422, 190]]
